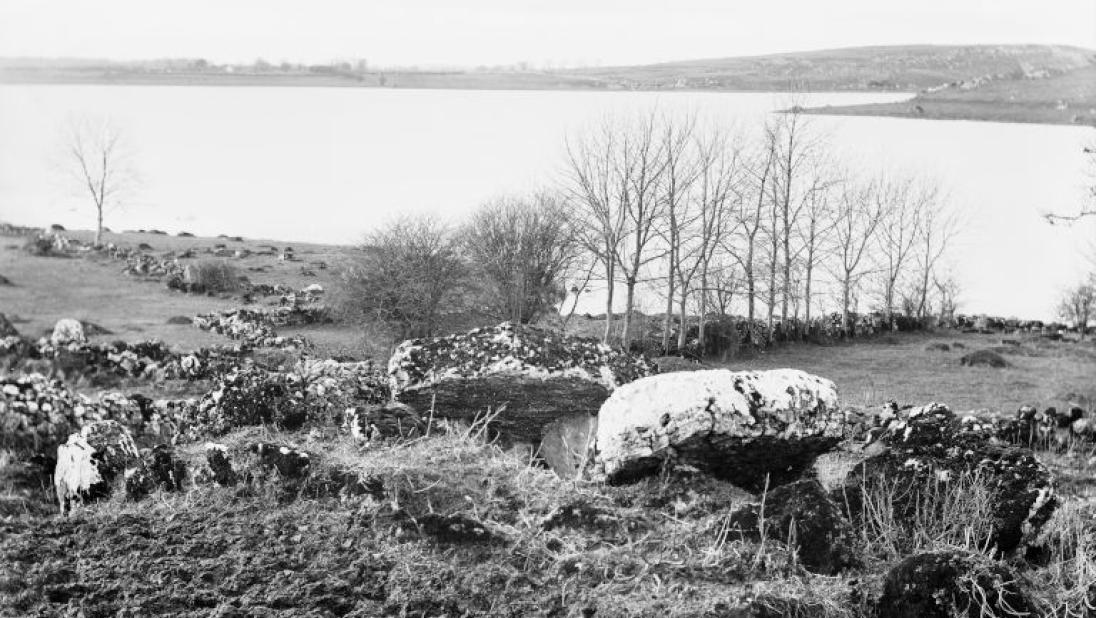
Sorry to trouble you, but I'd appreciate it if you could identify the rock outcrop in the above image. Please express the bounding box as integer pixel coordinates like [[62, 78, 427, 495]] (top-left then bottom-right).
[[875, 551, 1033, 618], [0, 313, 18, 338], [594, 369, 842, 491], [838, 402, 1057, 554], [388, 323, 655, 446], [54, 420, 139, 514]]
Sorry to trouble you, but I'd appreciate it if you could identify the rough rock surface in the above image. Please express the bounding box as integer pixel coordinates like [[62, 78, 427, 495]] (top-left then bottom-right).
[[388, 323, 655, 445], [595, 369, 842, 491], [539, 412, 597, 478], [875, 551, 1033, 618], [54, 420, 140, 514], [125, 445, 188, 500], [839, 402, 1057, 554], [50, 318, 86, 346], [728, 479, 860, 574]]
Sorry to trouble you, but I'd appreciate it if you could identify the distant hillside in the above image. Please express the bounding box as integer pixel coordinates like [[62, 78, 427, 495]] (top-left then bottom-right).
[[577, 44, 1096, 91], [2, 44, 1094, 125]]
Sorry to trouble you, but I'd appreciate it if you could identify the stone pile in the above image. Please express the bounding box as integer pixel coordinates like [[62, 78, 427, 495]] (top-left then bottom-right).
[[389, 323, 656, 447], [193, 307, 319, 349]]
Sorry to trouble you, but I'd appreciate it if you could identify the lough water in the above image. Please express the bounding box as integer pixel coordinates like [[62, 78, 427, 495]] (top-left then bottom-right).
[[0, 85, 1092, 319]]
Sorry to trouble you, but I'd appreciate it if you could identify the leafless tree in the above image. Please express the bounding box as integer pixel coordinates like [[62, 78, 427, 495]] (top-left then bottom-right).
[[462, 192, 578, 324], [61, 116, 138, 246], [911, 186, 959, 320], [933, 273, 962, 323], [873, 175, 931, 326], [334, 215, 465, 342], [1058, 277, 1095, 341], [831, 178, 887, 334], [657, 113, 699, 353], [792, 170, 839, 332], [728, 137, 777, 339], [563, 118, 628, 344]]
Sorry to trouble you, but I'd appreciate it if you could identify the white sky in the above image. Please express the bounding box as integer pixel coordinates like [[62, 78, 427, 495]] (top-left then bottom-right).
[[1, 0, 1094, 67]]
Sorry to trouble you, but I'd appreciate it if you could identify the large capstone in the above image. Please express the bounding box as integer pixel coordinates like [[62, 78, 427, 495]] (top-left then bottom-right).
[[50, 318, 87, 346], [594, 369, 842, 491], [54, 420, 139, 514], [387, 323, 655, 447]]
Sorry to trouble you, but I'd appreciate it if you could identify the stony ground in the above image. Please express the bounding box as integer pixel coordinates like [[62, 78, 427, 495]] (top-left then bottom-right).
[[3, 226, 1096, 617]]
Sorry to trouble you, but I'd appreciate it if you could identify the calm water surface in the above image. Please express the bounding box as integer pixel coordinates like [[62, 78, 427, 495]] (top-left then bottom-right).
[[0, 85, 1092, 319]]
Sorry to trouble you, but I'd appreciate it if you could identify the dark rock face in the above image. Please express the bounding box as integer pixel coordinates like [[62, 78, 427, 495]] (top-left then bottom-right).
[[54, 420, 140, 514], [125, 445, 188, 500], [388, 323, 655, 447], [595, 369, 843, 492], [876, 551, 1033, 618], [204, 443, 237, 486], [839, 403, 1057, 554], [728, 479, 860, 575], [249, 443, 312, 479], [960, 349, 1009, 368]]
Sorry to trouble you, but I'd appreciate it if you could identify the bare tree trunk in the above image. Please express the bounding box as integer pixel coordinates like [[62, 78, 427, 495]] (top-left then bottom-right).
[[603, 261, 615, 344], [621, 277, 636, 349], [662, 249, 675, 353]]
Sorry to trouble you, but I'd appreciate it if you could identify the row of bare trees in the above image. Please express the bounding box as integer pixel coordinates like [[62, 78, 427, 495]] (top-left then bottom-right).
[[563, 107, 960, 349]]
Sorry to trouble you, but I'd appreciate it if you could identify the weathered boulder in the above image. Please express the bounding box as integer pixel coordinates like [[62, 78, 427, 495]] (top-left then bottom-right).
[[54, 420, 139, 514], [728, 479, 860, 574], [388, 323, 655, 446], [0, 313, 18, 338], [204, 442, 238, 486], [839, 402, 1057, 554], [875, 551, 1033, 618], [594, 369, 842, 491], [124, 444, 188, 500], [50, 318, 86, 346]]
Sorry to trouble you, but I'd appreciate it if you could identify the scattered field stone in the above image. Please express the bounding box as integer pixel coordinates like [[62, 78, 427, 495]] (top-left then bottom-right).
[[875, 551, 1033, 618], [388, 322, 655, 446], [54, 420, 140, 514], [50, 318, 86, 346], [595, 368, 843, 491], [960, 349, 1009, 368], [124, 444, 187, 500]]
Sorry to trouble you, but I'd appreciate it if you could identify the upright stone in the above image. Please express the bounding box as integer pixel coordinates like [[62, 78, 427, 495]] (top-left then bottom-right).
[[50, 318, 86, 346]]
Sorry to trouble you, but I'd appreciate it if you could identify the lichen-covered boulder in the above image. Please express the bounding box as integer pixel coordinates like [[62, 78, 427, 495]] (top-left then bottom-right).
[[839, 402, 1057, 554], [50, 318, 86, 346], [388, 323, 655, 446], [594, 369, 842, 491], [875, 551, 1033, 618], [54, 420, 139, 514], [728, 479, 860, 574]]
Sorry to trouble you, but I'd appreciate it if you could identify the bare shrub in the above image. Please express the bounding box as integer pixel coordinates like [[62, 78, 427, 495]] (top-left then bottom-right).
[[461, 193, 578, 324], [333, 215, 466, 342], [190, 259, 243, 293]]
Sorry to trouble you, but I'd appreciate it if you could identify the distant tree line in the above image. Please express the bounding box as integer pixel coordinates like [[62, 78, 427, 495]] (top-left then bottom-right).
[[337, 106, 967, 353]]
